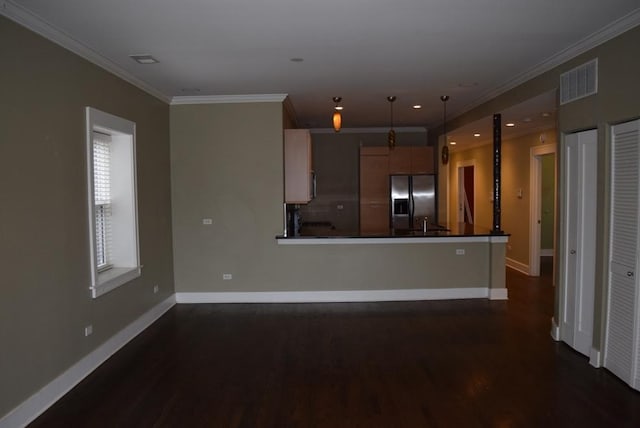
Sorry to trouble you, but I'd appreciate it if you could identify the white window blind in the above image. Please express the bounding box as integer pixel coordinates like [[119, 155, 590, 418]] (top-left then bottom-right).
[[93, 132, 112, 270]]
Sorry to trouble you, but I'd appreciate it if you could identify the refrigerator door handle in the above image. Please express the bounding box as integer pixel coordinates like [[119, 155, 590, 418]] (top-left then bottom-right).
[[409, 179, 415, 227]]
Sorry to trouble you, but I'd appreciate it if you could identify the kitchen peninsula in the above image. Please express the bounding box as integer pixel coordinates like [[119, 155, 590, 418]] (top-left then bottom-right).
[[280, 128, 508, 301], [276, 223, 509, 301]]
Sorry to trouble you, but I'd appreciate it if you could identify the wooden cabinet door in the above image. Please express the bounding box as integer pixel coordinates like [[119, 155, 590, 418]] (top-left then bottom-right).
[[388, 147, 412, 174], [389, 146, 435, 174], [360, 154, 389, 204], [360, 149, 390, 233], [411, 146, 434, 174], [360, 202, 390, 233], [284, 129, 312, 203]]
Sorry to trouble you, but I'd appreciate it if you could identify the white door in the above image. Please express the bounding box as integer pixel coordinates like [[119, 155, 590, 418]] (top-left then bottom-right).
[[561, 129, 597, 357], [605, 119, 640, 390]]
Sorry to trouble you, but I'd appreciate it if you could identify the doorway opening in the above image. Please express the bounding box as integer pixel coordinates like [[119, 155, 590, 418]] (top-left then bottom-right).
[[457, 162, 475, 225], [529, 144, 556, 277]]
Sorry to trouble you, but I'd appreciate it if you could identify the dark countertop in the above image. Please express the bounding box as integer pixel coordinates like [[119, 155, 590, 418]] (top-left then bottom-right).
[[277, 223, 508, 239]]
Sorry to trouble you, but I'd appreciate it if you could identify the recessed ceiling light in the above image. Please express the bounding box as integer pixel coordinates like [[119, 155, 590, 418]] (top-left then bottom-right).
[[522, 117, 532, 123], [129, 54, 159, 64], [449, 141, 457, 145], [289, 57, 304, 62], [334, 106, 344, 111], [473, 133, 481, 137], [506, 122, 515, 127], [413, 105, 422, 109], [541, 112, 551, 117]]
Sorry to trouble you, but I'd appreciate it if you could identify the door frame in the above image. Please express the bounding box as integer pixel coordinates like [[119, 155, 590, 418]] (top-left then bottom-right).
[[456, 159, 476, 225], [529, 143, 557, 277]]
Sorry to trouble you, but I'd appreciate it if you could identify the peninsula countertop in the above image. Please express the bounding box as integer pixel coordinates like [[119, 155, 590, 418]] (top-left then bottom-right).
[[276, 223, 509, 245]]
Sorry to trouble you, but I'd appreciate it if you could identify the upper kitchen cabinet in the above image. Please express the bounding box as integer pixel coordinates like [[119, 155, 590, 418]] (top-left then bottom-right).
[[285, 129, 314, 204], [411, 146, 434, 174], [389, 146, 434, 174], [388, 147, 412, 174]]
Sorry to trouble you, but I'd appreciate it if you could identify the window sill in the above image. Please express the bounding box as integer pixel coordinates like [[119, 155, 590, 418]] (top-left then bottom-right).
[[91, 266, 141, 298]]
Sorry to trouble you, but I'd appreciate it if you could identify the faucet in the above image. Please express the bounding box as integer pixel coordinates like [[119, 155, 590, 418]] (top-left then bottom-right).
[[422, 217, 428, 233]]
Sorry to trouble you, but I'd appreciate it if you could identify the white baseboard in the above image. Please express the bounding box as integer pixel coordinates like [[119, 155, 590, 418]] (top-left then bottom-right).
[[540, 249, 554, 257], [550, 317, 560, 341], [506, 257, 530, 275], [0, 296, 176, 428], [489, 288, 508, 300], [175, 287, 491, 303], [589, 348, 602, 368]]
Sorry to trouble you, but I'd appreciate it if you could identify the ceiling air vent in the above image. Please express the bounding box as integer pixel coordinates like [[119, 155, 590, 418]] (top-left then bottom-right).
[[560, 58, 598, 105]]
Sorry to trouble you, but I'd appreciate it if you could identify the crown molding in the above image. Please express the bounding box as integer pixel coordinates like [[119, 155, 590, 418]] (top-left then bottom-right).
[[283, 96, 298, 128], [1, 1, 171, 104], [454, 7, 640, 120], [171, 94, 288, 105], [310, 127, 427, 134]]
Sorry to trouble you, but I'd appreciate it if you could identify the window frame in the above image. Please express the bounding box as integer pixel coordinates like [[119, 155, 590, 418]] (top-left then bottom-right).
[[85, 107, 140, 298]]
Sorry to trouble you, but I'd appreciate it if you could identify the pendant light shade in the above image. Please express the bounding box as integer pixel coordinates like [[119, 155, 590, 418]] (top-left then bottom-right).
[[387, 96, 396, 149], [332, 97, 342, 132], [333, 111, 342, 132]]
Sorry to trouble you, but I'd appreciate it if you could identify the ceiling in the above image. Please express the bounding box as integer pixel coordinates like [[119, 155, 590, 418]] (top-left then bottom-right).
[[4, 0, 640, 129], [448, 90, 557, 152]]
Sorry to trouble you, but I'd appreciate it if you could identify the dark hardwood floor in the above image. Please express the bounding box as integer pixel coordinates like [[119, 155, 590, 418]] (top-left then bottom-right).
[[30, 260, 640, 427]]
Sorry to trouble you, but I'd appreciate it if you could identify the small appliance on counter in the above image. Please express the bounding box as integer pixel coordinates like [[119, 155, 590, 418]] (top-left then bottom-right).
[[286, 204, 302, 236]]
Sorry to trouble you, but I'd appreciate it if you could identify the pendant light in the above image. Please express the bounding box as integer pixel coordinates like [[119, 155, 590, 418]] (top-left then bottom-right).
[[440, 95, 450, 165], [332, 97, 343, 132], [387, 96, 396, 149]]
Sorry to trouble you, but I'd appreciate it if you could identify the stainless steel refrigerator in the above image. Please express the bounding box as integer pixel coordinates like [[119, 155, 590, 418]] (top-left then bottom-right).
[[390, 174, 436, 230]]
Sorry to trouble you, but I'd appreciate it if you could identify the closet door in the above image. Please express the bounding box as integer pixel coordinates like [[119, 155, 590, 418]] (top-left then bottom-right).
[[606, 119, 640, 390], [561, 130, 597, 357]]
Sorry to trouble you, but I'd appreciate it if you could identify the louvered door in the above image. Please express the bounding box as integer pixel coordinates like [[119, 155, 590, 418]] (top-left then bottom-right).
[[606, 118, 640, 390]]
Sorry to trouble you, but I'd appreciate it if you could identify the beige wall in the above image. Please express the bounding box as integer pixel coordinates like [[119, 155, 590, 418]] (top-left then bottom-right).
[[502, 129, 557, 265], [0, 16, 174, 419], [434, 25, 640, 350], [170, 104, 498, 293], [541, 154, 555, 250]]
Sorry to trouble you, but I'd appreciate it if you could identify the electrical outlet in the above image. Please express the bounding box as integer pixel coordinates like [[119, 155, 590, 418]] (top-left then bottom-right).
[[337, 204, 344, 210], [202, 218, 213, 225], [84, 325, 93, 337], [456, 249, 465, 255], [223, 273, 232, 280], [153, 284, 159, 294]]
